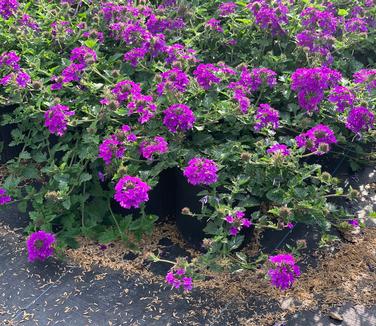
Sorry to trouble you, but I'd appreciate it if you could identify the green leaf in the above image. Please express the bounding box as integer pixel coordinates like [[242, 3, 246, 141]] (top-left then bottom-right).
[[97, 228, 117, 244]]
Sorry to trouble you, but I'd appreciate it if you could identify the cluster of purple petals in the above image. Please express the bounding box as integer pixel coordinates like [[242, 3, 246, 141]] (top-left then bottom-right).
[[183, 158, 218, 186], [268, 253, 301, 290], [139, 136, 169, 160], [146, 14, 185, 34], [267, 144, 290, 156], [228, 67, 277, 113], [328, 86, 356, 112], [163, 104, 195, 133], [98, 135, 126, 165], [114, 175, 151, 209], [44, 104, 75, 137], [218, 2, 237, 17], [18, 14, 39, 30], [346, 107, 375, 134], [51, 21, 74, 37], [51, 47, 97, 90], [254, 104, 279, 131], [353, 69, 376, 92], [291, 67, 342, 112], [156, 68, 189, 96], [348, 219, 360, 227], [224, 211, 252, 236], [193, 63, 235, 90], [26, 230, 56, 262], [0, 51, 31, 89], [165, 268, 193, 291], [0, 188, 12, 205], [110, 80, 157, 124], [164, 44, 199, 66], [247, 0, 289, 35], [0, 0, 19, 20], [70, 46, 97, 66], [193, 64, 222, 90], [296, 124, 337, 155], [206, 18, 223, 33], [0, 51, 20, 70]]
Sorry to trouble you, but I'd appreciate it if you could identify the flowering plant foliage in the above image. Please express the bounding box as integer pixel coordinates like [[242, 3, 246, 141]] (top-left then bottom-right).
[[0, 0, 375, 289]]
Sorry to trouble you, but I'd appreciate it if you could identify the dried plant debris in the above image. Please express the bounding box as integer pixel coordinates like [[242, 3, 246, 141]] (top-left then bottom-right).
[[64, 220, 376, 325]]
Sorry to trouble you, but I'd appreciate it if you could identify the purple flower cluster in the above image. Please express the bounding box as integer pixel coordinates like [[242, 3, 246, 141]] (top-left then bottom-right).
[[70, 46, 97, 66], [247, 0, 289, 35], [163, 104, 195, 133], [348, 218, 360, 227], [224, 211, 252, 236], [218, 2, 237, 17], [183, 158, 218, 186], [18, 14, 40, 31], [111, 80, 157, 124], [114, 176, 151, 209], [328, 86, 356, 112], [268, 254, 301, 290], [353, 69, 376, 92], [156, 68, 189, 96], [0, 188, 12, 205], [44, 104, 75, 137], [267, 144, 290, 156], [165, 268, 193, 291], [346, 107, 375, 134], [291, 67, 342, 112], [164, 44, 199, 67], [0, 0, 19, 20], [140, 136, 169, 160], [296, 7, 339, 62], [0, 51, 20, 70], [98, 135, 126, 165], [51, 47, 96, 90], [229, 67, 277, 113], [205, 18, 223, 33], [296, 124, 337, 155], [0, 51, 31, 89], [26, 230, 56, 262], [254, 104, 279, 131], [193, 64, 221, 90]]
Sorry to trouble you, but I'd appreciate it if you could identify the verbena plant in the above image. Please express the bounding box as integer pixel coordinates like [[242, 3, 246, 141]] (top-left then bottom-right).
[[0, 0, 375, 289]]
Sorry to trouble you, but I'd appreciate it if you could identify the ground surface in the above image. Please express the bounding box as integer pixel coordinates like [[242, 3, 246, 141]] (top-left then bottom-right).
[[0, 166, 375, 325]]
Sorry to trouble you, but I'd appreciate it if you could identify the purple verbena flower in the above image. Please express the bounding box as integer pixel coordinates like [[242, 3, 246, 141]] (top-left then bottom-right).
[[328, 86, 355, 112], [183, 158, 218, 186], [218, 2, 237, 17], [353, 69, 376, 92], [139, 136, 169, 160], [205, 18, 223, 33], [254, 104, 279, 131], [163, 104, 195, 133], [224, 210, 252, 236], [114, 176, 151, 209], [98, 135, 126, 165], [346, 106, 375, 134], [0, 0, 19, 20], [268, 253, 301, 290], [0, 188, 12, 205], [156, 68, 189, 96], [70, 46, 97, 66], [296, 124, 337, 155], [26, 230, 56, 262], [44, 104, 75, 136], [165, 268, 192, 291], [267, 144, 290, 156], [0, 51, 20, 70]]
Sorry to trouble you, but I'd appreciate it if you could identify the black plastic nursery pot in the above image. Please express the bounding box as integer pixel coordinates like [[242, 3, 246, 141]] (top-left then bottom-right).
[[0, 105, 22, 164]]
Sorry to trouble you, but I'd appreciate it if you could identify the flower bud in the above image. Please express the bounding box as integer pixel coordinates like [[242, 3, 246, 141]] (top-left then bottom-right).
[[111, 70, 120, 78], [318, 143, 330, 154], [181, 207, 192, 215], [279, 207, 292, 218], [349, 188, 360, 199], [321, 172, 331, 182], [241, 152, 251, 161], [32, 81, 43, 90]]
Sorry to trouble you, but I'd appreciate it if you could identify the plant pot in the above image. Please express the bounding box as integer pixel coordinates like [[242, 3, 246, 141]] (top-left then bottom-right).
[[0, 105, 22, 164]]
